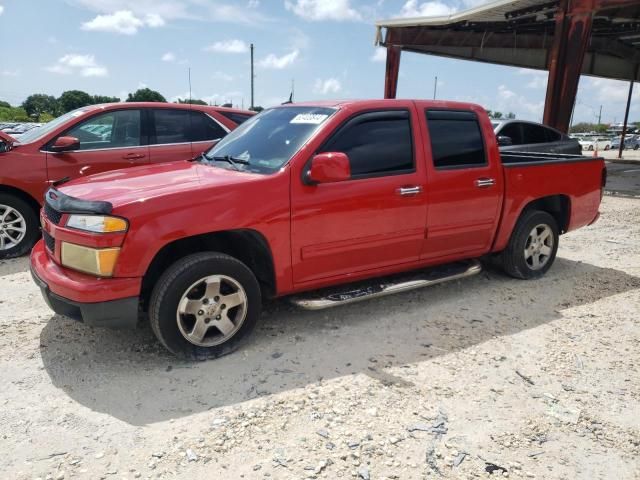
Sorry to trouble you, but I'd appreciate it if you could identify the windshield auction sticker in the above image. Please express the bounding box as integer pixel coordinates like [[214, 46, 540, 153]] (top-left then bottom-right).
[[290, 113, 329, 124]]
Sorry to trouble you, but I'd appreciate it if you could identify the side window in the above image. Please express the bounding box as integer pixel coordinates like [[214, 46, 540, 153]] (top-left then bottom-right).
[[545, 127, 561, 142], [66, 110, 141, 150], [521, 123, 549, 144], [320, 111, 413, 177], [189, 111, 228, 142], [426, 110, 486, 168], [219, 111, 253, 125], [152, 109, 190, 145], [499, 123, 523, 145]]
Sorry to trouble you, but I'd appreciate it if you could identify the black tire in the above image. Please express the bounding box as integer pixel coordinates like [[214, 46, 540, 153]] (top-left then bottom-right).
[[588, 145, 594, 151], [499, 210, 559, 280], [149, 252, 261, 360], [0, 193, 39, 259]]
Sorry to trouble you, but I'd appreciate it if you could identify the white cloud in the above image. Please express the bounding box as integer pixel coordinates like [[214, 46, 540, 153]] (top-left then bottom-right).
[[247, 0, 259, 7], [586, 78, 630, 103], [0, 69, 19, 77], [212, 71, 234, 82], [313, 78, 342, 95], [204, 39, 249, 54], [258, 50, 299, 69], [81, 10, 165, 35], [399, 0, 455, 17], [285, 0, 361, 21], [517, 68, 548, 89], [46, 54, 108, 77], [161, 52, 176, 62], [0, 5, 4, 16], [494, 84, 544, 120], [371, 48, 386, 63]]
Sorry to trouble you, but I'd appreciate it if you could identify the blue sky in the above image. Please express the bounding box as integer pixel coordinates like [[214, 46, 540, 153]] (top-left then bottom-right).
[[0, 0, 636, 124]]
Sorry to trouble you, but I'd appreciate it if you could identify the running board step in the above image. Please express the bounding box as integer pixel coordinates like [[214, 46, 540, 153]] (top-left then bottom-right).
[[290, 259, 482, 310]]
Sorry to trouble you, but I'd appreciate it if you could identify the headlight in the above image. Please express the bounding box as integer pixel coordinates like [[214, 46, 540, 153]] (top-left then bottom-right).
[[61, 242, 120, 277], [66, 215, 128, 233]]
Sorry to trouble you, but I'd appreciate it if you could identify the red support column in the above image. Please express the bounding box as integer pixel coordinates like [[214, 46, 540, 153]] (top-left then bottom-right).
[[384, 45, 401, 99], [543, 3, 593, 133]]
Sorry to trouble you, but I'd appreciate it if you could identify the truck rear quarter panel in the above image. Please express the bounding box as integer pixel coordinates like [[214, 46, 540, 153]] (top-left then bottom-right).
[[493, 159, 604, 252]]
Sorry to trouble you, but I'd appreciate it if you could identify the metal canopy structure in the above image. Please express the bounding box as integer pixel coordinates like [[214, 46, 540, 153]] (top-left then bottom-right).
[[376, 0, 640, 133]]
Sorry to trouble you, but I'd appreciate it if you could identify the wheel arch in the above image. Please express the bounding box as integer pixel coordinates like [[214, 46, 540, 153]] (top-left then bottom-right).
[[0, 184, 41, 216], [521, 194, 571, 234], [141, 229, 277, 310]]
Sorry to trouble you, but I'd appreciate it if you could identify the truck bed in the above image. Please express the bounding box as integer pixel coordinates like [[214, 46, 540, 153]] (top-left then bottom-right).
[[501, 151, 604, 166]]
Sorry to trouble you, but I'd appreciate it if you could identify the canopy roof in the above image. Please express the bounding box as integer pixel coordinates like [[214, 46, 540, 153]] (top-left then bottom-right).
[[376, 0, 640, 82]]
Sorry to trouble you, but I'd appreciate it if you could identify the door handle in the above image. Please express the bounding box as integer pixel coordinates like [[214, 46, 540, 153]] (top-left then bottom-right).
[[123, 152, 146, 160], [475, 178, 496, 188], [396, 186, 422, 196]]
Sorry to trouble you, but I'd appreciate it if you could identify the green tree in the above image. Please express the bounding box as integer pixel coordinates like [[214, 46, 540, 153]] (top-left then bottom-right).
[[221, 103, 233, 108], [249, 106, 264, 112], [22, 94, 59, 119], [0, 100, 11, 109], [92, 95, 120, 104], [506, 112, 516, 119], [176, 98, 208, 105], [0, 106, 31, 122], [126, 88, 166, 103], [58, 90, 94, 113]]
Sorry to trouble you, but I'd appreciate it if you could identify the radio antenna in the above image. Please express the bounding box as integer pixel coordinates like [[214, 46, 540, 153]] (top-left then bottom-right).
[[188, 67, 192, 103]]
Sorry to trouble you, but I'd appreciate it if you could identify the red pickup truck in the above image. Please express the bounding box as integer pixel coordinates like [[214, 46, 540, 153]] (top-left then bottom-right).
[[30, 100, 605, 360], [0, 102, 253, 258]]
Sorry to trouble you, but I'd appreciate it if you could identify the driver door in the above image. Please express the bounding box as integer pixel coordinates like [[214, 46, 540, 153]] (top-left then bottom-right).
[[46, 109, 149, 183]]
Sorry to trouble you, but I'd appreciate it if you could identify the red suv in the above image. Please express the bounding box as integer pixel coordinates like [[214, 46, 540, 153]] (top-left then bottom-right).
[[0, 102, 253, 258]]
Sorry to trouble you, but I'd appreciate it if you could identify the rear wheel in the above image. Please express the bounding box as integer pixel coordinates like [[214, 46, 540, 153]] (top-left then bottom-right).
[[588, 145, 594, 151], [149, 252, 261, 360], [0, 194, 39, 259], [499, 210, 559, 280]]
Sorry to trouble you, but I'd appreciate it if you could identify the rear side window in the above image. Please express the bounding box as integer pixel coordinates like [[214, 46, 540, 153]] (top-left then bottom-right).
[[152, 109, 190, 144], [499, 123, 523, 145], [321, 110, 413, 177], [190, 111, 227, 142], [426, 110, 486, 168], [521, 123, 549, 144], [545, 127, 562, 142], [219, 111, 253, 125]]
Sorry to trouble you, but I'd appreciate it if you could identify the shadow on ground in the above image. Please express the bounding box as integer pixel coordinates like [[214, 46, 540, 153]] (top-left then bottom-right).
[[39, 257, 639, 425], [0, 257, 30, 279]]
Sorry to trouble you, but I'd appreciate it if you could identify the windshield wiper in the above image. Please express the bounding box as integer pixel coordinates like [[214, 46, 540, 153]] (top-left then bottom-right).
[[209, 154, 250, 171]]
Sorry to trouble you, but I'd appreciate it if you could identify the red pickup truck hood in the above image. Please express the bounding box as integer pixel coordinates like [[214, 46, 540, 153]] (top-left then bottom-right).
[[58, 160, 262, 208]]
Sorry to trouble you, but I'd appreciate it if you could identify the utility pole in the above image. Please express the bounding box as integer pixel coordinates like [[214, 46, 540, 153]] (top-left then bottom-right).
[[250, 43, 255, 110], [433, 76, 438, 100], [597, 104, 602, 125]]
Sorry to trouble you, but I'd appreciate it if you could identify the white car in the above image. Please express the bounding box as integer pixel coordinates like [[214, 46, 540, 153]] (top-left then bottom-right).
[[579, 136, 611, 151]]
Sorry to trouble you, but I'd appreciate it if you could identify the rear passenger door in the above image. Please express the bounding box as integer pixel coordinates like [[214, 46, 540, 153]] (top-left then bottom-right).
[[421, 109, 503, 260]]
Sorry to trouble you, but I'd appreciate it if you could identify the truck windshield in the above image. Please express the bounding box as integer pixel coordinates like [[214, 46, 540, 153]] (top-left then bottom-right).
[[203, 106, 336, 174]]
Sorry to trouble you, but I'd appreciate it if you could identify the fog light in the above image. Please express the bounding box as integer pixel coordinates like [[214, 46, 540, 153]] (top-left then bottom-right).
[[61, 242, 120, 277]]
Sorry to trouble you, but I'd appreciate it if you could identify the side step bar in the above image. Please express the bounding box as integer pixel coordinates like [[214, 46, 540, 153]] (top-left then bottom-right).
[[290, 259, 482, 310]]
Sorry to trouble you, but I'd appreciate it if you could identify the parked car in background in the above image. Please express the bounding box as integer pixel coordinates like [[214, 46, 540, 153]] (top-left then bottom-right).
[[579, 136, 611, 151], [492, 119, 581, 154], [31, 99, 605, 359], [0, 102, 254, 258], [611, 134, 640, 150]]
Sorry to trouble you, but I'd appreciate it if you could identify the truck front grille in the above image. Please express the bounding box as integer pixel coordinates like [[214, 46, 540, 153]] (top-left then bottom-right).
[[43, 230, 55, 252], [44, 202, 63, 225]]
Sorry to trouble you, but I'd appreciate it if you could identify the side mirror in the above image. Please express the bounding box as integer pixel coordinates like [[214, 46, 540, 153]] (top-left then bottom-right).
[[306, 152, 351, 184], [497, 135, 513, 146], [50, 136, 80, 153]]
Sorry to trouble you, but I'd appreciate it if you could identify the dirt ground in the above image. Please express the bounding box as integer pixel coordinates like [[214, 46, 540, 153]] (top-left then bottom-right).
[[1, 193, 639, 480]]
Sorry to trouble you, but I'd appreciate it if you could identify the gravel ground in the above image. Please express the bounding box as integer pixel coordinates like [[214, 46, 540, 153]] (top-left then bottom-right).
[[1, 195, 639, 480]]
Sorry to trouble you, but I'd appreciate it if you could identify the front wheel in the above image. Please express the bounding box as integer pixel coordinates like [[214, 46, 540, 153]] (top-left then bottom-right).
[[499, 210, 559, 280], [0, 194, 39, 259], [149, 252, 262, 360]]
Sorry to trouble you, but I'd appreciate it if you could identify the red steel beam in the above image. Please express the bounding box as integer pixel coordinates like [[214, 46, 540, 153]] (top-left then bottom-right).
[[543, 1, 593, 132], [384, 45, 402, 99]]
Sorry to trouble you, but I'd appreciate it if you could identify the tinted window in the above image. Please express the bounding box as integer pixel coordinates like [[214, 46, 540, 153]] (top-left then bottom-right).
[[426, 110, 486, 168], [190, 111, 227, 142], [499, 123, 523, 144], [521, 123, 549, 144], [545, 127, 561, 142], [66, 110, 141, 150], [321, 111, 413, 177], [152, 109, 190, 144], [220, 111, 253, 125]]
